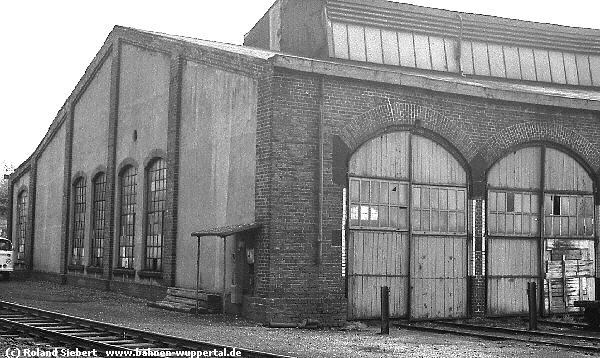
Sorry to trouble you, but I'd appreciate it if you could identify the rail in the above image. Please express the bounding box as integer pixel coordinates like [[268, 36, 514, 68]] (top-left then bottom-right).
[[0, 300, 296, 358]]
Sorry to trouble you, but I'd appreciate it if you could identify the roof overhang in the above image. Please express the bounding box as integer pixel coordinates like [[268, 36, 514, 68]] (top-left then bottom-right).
[[191, 223, 262, 238], [270, 54, 600, 111]]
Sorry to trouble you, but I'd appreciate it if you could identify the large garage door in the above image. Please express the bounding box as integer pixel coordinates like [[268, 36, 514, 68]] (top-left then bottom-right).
[[347, 132, 468, 319], [487, 146, 595, 315]]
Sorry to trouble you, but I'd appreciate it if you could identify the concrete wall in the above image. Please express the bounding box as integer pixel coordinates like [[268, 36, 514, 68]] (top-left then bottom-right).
[[244, 0, 328, 58], [70, 57, 111, 267], [114, 43, 170, 275], [177, 60, 257, 291], [34, 124, 66, 273]]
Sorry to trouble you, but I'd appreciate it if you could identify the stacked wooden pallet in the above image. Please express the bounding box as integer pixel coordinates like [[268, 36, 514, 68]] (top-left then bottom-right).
[[148, 287, 222, 314]]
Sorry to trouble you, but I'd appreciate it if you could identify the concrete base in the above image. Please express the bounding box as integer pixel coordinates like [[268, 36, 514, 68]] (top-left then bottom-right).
[[21, 270, 167, 301]]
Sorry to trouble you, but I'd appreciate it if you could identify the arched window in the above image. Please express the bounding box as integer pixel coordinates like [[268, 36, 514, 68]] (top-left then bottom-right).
[[16, 190, 28, 262], [144, 158, 166, 271], [90, 173, 106, 267], [118, 166, 137, 269], [71, 177, 87, 266]]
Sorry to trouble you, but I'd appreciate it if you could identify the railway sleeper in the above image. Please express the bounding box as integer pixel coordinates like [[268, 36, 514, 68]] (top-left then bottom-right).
[[91, 337, 134, 342], [119, 343, 161, 348], [42, 326, 82, 331], [28, 324, 66, 328], [8, 319, 52, 323], [51, 329, 94, 333], [96, 339, 141, 345], [67, 331, 110, 335]]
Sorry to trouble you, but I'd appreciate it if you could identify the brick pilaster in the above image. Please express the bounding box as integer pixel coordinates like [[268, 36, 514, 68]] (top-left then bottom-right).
[[254, 69, 274, 298], [25, 158, 37, 271], [59, 107, 74, 280], [103, 39, 122, 285], [164, 52, 183, 287]]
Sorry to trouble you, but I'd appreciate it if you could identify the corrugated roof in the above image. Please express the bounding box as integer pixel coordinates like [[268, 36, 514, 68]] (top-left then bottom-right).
[[327, 0, 600, 53]]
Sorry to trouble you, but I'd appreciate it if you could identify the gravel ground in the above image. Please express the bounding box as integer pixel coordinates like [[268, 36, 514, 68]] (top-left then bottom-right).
[[0, 279, 594, 358]]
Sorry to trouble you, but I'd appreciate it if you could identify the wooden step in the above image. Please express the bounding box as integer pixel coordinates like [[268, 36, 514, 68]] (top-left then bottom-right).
[[147, 301, 209, 314], [167, 287, 221, 302]]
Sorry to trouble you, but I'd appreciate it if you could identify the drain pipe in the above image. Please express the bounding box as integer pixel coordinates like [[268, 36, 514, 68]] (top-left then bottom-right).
[[316, 76, 325, 265]]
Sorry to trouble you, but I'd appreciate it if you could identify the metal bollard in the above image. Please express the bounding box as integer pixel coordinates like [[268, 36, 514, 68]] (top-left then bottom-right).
[[381, 286, 390, 334], [527, 282, 538, 330]]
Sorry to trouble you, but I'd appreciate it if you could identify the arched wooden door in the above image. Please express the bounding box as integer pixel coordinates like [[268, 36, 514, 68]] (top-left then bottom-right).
[[486, 146, 595, 315], [347, 132, 468, 319]]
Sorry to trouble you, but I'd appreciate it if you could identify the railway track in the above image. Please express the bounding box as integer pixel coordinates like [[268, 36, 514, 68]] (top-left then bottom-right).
[[396, 319, 600, 353], [535, 318, 590, 330], [0, 300, 296, 358]]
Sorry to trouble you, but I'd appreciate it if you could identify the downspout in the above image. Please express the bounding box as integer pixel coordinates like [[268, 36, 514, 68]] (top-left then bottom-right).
[[456, 13, 464, 76], [317, 76, 325, 265]]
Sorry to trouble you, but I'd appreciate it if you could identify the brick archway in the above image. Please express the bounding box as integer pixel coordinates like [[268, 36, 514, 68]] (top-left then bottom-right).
[[481, 122, 600, 173], [339, 101, 478, 161]]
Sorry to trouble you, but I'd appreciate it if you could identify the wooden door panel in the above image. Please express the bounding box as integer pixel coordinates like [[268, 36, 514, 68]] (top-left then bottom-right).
[[486, 237, 538, 315], [487, 147, 541, 190], [488, 277, 530, 315], [410, 236, 467, 319], [411, 135, 466, 186], [347, 230, 409, 319]]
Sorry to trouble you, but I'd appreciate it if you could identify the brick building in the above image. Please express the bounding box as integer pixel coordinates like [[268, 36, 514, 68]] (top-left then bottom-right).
[[7, 0, 600, 324]]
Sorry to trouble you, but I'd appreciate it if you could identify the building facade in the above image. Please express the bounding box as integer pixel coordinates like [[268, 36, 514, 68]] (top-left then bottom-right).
[[8, 0, 600, 324]]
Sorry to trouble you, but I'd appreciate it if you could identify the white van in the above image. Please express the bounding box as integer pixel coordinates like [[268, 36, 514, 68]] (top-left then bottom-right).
[[0, 237, 14, 280]]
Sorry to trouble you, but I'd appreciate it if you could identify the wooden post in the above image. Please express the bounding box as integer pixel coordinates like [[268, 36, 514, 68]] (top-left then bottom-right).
[[195, 235, 201, 316], [381, 286, 390, 334], [527, 281, 538, 330]]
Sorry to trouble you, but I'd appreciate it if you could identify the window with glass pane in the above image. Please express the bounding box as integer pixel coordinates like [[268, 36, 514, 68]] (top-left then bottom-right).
[[16, 191, 28, 262], [119, 166, 137, 269], [145, 159, 166, 271], [349, 178, 408, 230], [488, 190, 539, 236], [71, 178, 86, 265], [544, 194, 593, 237], [412, 185, 466, 234], [91, 174, 106, 267]]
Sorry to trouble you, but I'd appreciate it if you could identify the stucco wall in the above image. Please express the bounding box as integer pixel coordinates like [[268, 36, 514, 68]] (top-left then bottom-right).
[[114, 43, 170, 274], [70, 57, 111, 267], [176, 60, 257, 290], [34, 124, 66, 273]]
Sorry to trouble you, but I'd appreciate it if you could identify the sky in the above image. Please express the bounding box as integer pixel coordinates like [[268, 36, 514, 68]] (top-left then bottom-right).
[[1, 0, 598, 168]]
